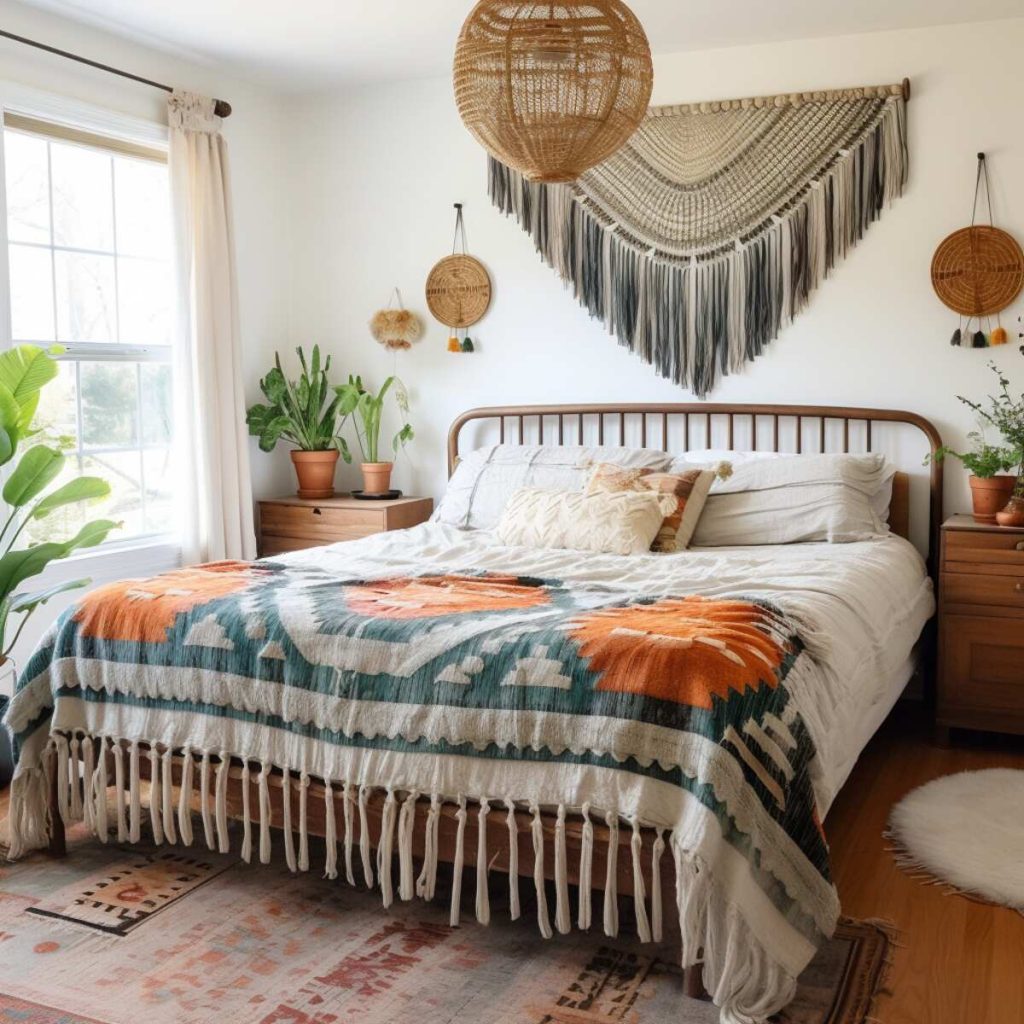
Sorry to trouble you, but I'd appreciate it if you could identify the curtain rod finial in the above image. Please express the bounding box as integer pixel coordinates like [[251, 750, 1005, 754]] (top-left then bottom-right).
[[214, 99, 232, 118], [901, 77, 910, 102]]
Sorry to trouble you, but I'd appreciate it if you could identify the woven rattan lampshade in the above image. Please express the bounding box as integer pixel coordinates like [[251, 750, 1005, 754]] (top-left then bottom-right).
[[453, 1, 653, 184]]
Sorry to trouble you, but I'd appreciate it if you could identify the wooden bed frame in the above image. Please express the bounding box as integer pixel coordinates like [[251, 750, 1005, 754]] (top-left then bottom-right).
[[47, 402, 943, 999]]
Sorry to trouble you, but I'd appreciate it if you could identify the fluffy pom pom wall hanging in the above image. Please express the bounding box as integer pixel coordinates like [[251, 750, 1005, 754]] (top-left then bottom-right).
[[370, 289, 423, 351], [932, 153, 1024, 348], [426, 203, 490, 353]]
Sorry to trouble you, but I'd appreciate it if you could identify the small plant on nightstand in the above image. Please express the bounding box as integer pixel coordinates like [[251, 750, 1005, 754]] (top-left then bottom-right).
[[335, 376, 414, 496]]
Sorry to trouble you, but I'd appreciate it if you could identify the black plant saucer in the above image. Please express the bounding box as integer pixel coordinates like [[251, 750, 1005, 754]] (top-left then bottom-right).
[[350, 489, 403, 501]]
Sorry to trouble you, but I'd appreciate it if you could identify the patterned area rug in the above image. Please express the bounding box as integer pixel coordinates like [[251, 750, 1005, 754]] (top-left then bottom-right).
[[0, 826, 891, 1024]]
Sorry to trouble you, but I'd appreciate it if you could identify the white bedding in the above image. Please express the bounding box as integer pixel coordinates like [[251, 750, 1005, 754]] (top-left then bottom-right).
[[280, 522, 935, 817]]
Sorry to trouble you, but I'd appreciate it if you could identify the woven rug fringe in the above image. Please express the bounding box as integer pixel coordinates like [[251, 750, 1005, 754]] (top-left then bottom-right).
[[488, 95, 907, 397], [9, 730, 808, 1024]]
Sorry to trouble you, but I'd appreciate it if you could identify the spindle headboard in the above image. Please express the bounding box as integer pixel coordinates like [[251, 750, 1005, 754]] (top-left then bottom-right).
[[447, 403, 944, 576]]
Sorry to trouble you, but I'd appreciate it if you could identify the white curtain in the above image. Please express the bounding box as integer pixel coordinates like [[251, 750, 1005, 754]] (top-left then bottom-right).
[[167, 91, 256, 564]]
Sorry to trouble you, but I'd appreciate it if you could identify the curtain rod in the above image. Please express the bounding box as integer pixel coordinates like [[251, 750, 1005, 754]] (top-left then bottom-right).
[[0, 28, 232, 118]]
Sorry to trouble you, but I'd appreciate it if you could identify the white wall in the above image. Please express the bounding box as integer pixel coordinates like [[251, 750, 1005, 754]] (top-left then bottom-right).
[[284, 17, 1024, 520]]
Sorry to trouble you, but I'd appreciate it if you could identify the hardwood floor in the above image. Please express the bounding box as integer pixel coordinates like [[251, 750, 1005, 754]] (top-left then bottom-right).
[[1, 707, 1022, 1022], [827, 705, 1024, 1024]]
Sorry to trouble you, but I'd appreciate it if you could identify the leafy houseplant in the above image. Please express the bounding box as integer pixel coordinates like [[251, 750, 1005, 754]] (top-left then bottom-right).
[[245, 346, 352, 499], [335, 376, 414, 495], [0, 345, 119, 785]]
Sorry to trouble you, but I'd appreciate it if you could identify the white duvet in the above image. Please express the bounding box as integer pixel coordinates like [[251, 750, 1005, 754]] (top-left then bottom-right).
[[280, 523, 935, 818]]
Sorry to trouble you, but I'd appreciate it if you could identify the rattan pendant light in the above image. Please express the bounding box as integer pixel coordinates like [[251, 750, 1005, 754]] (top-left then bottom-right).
[[453, 1, 653, 184]]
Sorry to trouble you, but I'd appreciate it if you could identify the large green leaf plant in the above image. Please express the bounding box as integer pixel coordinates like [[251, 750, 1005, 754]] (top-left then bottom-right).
[[245, 345, 352, 460], [0, 345, 119, 662], [335, 375, 414, 464]]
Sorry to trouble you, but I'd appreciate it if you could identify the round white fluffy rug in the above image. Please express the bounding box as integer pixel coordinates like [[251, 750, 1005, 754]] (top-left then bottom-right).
[[888, 768, 1024, 908]]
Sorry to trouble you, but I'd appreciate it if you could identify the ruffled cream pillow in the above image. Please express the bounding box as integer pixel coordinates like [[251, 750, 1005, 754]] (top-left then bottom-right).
[[495, 487, 675, 556]]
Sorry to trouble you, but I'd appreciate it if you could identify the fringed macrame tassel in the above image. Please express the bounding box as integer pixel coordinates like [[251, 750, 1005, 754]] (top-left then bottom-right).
[[342, 782, 355, 885], [199, 751, 214, 849], [240, 761, 253, 863], [112, 741, 128, 843], [324, 781, 338, 880], [554, 805, 570, 935], [377, 789, 397, 907], [450, 795, 467, 927], [55, 734, 70, 824], [82, 737, 96, 832], [530, 802, 553, 939], [505, 797, 520, 920], [398, 790, 418, 901], [630, 818, 652, 943], [298, 773, 310, 873], [178, 747, 194, 846], [129, 741, 142, 843], [358, 785, 374, 888], [578, 802, 593, 930], [92, 741, 108, 843], [476, 798, 491, 925], [417, 793, 441, 901], [162, 747, 177, 845], [214, 751, 229, 853], [282, 767, 297, 872], [651, 829, 666, 943], [603, 811, 619, 938], [148, 746, 163, 844], [258, 762, 272, 864], [69, 737, 83, 822]]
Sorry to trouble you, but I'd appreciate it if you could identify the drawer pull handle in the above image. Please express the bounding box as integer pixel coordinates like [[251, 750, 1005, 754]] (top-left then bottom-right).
[[1017, 541, 1024, 552], [1017, 583, 1024, 592], [313, 507, 322, 516]]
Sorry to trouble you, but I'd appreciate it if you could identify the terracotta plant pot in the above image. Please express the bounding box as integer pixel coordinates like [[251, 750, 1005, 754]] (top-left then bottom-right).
[[969, 474, 1017, 522], [361, 461, 394, 495], [996, 496, 1024, 528], [291, 449, 339, 500]]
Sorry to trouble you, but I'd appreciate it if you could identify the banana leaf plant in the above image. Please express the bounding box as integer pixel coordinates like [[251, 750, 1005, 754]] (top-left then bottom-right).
[[335, 375, 414, 464], [0, 345, 119, 663], [245, 345, 352, 460]]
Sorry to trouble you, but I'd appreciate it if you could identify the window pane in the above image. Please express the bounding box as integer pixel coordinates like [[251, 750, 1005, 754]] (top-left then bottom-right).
[[140, 363, 172, 445], [142, 448, 174, 534], [80, 361, 137, 447], [33, 361, 77, 449], [55, 251, 117, 342], [50, 142, 114, 251], [8, 243, 55, 341], [4, 131, 50, 244], [118, 257, 171, 345], [114, 158, 170, 259], [85, 450, 142, 536]]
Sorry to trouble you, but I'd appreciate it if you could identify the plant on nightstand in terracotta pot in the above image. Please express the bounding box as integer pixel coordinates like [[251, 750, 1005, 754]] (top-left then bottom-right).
[[246, 346, 352, 499], [335, 376, 414, 496]]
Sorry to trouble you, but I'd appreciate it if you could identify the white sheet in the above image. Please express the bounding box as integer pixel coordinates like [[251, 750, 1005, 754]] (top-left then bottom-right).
[[278, 523, 934, 817]]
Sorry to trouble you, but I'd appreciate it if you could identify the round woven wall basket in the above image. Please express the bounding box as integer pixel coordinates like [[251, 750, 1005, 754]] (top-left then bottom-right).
[[931, 225, 1024, 316], [425, 254, 492, 328]]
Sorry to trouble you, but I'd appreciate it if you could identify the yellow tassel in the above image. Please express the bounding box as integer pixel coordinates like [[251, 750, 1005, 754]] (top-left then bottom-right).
[[447, 336, 461, 352], [990, 326, 1008, 345]]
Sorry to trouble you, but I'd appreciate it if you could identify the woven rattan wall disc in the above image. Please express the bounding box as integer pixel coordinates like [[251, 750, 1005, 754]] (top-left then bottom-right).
[[425, 254, 492, 328], [931, 225, 1024, 316]]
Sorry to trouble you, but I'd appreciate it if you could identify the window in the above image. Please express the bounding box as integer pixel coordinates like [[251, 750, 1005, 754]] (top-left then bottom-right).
[[2, 113, 175, 547]]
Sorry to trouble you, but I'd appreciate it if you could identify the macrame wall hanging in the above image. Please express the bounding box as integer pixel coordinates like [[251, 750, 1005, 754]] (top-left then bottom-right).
[[426, 203, 491, 353], [490, 80, 911, 396], [931, 153, 1024, 348]]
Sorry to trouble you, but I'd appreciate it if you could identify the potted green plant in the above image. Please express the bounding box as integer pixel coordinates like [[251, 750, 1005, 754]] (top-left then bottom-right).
[[245, 345, 352, 499], [335, 376, 414, 495], [929, 358, 1024, 523], [0, 344, 119, 786]]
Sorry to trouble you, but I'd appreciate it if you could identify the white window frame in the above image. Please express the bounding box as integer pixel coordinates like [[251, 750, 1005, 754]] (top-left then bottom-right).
[[0, 82, 182, 584]]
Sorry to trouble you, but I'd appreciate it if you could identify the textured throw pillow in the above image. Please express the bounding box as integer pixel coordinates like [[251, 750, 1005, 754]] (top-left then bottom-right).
[[433, 444, 673, 531], [494, 487, 675, 556], [585, 462, 720, 552]]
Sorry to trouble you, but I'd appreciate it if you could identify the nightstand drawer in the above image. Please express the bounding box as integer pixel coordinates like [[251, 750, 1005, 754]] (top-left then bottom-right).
[[944, 529, 1024, 570], [941, 614, 1024, 713], [942, 571, 1024, 610], [260, 503, 385, 542]]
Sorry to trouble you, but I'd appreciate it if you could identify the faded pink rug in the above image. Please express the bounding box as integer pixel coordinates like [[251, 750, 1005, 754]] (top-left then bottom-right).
[[0, 825, 891, 1024]]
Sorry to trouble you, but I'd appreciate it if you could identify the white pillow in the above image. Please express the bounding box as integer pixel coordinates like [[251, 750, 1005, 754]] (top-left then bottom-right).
[[495, 487, 674, 555], [434, 444, 672, 530], [687, 453, 894, 546], [670, 450, 894, 524]]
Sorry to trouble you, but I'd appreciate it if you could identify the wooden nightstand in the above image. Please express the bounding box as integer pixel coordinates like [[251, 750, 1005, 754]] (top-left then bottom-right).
[[257, 494, 433, 557], [937, 513, 1024, 741]]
